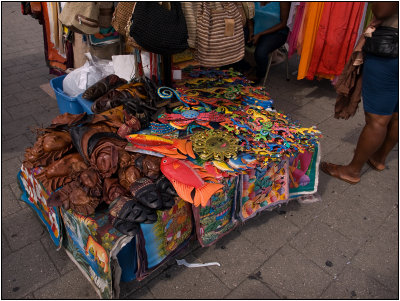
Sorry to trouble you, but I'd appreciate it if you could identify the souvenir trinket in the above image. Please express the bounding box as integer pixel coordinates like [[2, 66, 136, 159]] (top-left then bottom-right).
[[160, 157, 224, 207], [191, 130, 242, 161]]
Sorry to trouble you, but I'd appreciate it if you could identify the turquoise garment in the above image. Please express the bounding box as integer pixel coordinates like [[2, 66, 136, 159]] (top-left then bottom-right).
[[254, 2, 281, 35]]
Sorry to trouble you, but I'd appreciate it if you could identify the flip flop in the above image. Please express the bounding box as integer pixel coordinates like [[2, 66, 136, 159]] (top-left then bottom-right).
[[367, 159, 385, 172], [320, 162, 360, 185]]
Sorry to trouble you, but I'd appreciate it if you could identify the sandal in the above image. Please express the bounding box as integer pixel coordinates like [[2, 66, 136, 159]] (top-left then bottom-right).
[[120, 198, 157, 224], [112, 218, 140, 236], [130, 177, 163, 210], [320, 162, 360, 185], [367, 159, 385, 172]]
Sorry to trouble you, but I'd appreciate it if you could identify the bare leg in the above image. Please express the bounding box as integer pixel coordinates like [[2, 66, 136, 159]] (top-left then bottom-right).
[[321, 112, 393, 183], [369, 112, 399, 170]]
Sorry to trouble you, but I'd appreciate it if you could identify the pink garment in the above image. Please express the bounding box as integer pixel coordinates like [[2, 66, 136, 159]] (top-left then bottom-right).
[[287, 2, 306, 58], [306, 2, 365, 80]]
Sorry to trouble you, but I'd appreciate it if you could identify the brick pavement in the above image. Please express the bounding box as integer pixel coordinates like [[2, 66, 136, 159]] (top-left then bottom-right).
[[1, 2, 398, 299]]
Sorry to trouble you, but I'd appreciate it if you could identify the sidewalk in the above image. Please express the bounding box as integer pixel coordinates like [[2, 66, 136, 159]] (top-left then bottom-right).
[[2, 2, 398, 299]]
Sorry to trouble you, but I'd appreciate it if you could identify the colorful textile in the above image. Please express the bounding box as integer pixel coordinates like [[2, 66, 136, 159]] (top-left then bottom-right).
[[238, 159, 289, 221], [306, 2, 366, 80], [287, 2, 306, 58], [41, 2, 70, 74], [18, 165, 62, 247], [297, 2, 325, 80], [192, 176, 239, 247], [61, 207, 130, 299], [288, 143, 320, 197], [136, 198, 193, 279]]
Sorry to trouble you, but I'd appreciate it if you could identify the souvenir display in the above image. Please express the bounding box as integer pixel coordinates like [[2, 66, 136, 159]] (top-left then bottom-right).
[[18, 67, 322, 299]]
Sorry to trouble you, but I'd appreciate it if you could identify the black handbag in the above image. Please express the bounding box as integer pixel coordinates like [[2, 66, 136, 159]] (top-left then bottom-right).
[[129, 2, 188, 55], [363, 26, 398, 58]]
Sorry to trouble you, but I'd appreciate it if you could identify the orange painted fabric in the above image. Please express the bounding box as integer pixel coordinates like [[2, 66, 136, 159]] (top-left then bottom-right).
[[297, 2, 325, 80], [306, 2, 365, 80], [42, 2, 67, 71]]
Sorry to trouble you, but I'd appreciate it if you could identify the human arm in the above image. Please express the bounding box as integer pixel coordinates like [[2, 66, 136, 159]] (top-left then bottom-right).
[[371, 2, 398, 20], [247, 18, 254, 43], [250, 2, 291, 45]]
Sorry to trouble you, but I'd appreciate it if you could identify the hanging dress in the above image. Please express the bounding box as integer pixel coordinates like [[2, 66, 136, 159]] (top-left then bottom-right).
[[296, 2, 325, 80], [306, 2, 366, 80], [287, 2, 306, 58]]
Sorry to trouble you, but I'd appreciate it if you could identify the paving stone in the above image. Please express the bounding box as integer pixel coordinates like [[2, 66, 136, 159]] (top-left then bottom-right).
[[1, 232, 12, 259], [32, 106, 60, 127], [9, 181, 28, 209], [337, 180, 397, 223], [8, 101, 46, 122], [5, 63, 39, 75], [20, 76, 50, 89], [316, 191, 390, 246], [223, 278, 280, 299], [320, 265, 398, 299], [1, 156, 23, 186], [351, 209, 398, 291], [2, 72, 31, 86], [1, 135, 29, 161], [237, 211, 300, 258], [40, 235, 77, 276], [192, 229, 267, 289], [258, 244, 332, 299], [2, 207, 47, 251], [1, 241, 59, 299], [1, 107, 13, 124], [2, 184, 23, 218], [12, 88, 51, 107], [24, 67, 53, 79], [146, 254, 230, 299], [317, 115, 364, 140], [318, 135, 342, 158], [278, 198, 329, 229], [291, 101, 334, 125], [33, 269, 99, 299], [2, 82, 24, 97], [289, 220, 359, 276], [272, 97, 301, 115], [2, 115, 38, 140], [124, 285, 155, 299], [286, 109, 320, 128]]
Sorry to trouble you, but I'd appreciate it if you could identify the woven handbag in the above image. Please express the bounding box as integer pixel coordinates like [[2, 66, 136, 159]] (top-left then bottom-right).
[[130, 2, 189, 55], [181, 2, 201, 48], [195, 2, 245, 67], [111, 2, 135, 35], [111, 2, 143, 50]]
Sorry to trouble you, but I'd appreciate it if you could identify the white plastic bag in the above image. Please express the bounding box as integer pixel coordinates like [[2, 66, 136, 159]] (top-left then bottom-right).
[[63, 53, 114, 97]]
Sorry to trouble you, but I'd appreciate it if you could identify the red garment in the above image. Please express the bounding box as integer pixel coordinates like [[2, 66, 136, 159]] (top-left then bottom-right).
[[306, 2, 365, 80]]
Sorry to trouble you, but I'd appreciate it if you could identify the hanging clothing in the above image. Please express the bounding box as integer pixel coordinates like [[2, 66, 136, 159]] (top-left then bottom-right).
[[286, 2, 300, 31], [356, 3, 368, 45], [41, 2, 70, 74], [287, 2, 306, 58], [297, 2, 325, 80], [306, 2, 365, 80], [253, 2, 281, 35]]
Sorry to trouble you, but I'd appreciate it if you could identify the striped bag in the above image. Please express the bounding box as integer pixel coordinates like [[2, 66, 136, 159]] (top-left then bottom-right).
[[195, 2, 245, 67]]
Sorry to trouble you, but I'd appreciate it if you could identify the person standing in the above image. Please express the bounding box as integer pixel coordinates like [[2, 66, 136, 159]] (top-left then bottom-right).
[[321, 2, 398, 184]]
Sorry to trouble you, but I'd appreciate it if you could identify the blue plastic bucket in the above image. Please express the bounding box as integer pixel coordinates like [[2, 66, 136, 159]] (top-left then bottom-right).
[[50, 75, 85, 114], [116, 238, 137, 282]]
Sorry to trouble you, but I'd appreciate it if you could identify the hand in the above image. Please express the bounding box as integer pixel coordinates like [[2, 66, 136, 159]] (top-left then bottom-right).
[[247, 34, 254, 44], [250, 33, 262, 46]]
